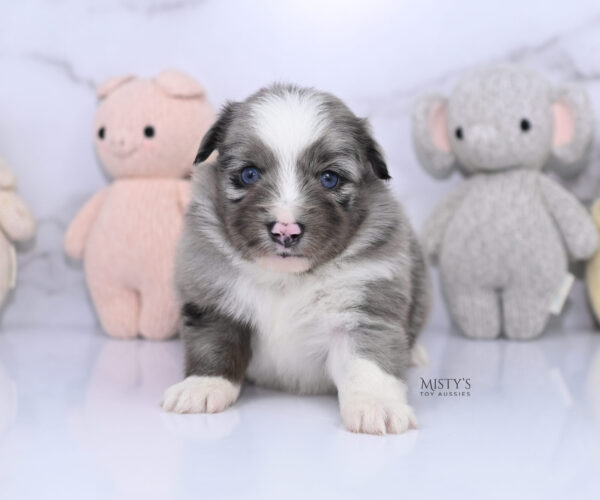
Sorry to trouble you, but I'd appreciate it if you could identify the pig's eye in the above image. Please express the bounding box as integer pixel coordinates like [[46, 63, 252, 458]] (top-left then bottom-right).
[[98, 127, 105, 140], [144, 125, 155, 138]]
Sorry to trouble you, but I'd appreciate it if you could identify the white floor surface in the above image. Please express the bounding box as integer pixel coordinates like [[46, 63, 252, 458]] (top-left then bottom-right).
[[1, 326, 599, 500]]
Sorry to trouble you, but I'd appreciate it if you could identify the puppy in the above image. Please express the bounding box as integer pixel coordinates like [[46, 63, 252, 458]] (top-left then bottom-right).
[[162, 84, 430, 435]]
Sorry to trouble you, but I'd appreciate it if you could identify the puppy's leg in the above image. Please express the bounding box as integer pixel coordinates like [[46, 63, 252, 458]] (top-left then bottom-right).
[[162, 303, 252, 414], [328, 336, 417, 435]]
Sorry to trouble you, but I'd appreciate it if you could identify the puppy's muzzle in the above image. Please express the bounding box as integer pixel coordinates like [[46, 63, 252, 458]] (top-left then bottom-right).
[[268, 221, 304, 248]]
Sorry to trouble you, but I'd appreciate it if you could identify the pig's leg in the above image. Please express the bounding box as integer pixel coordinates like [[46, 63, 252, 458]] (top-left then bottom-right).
[[138, 278, 178, 340], [89, 279, 140, 338]]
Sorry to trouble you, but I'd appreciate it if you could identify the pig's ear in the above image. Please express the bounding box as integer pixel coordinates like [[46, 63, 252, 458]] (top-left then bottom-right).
[[96, 74, 136, 99], [155, 69, 206, 99]]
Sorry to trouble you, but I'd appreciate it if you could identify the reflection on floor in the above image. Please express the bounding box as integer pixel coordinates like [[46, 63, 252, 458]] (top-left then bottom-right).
[[0, 326, 599, 500]]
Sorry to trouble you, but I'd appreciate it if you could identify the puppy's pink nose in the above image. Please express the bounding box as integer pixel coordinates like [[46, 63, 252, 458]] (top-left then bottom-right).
[[269, 221, 304, 248]]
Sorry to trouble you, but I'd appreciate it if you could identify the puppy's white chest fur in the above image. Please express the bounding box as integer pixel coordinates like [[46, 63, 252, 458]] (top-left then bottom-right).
[[230, 267, 356, 394]]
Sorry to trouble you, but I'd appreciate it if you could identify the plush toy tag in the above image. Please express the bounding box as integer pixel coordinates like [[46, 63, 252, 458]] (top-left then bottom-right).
[[8, 244, 17, 289], [549, 273, 574, 315]]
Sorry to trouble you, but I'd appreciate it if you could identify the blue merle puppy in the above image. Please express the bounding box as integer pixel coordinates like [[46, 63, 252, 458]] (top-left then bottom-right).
[[162, 84, 430, 435]]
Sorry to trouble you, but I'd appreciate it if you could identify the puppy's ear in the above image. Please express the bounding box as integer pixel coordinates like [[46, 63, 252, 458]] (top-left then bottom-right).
[[365, 135, 390, 180], [359, 119, 391, 180], [194, 102, 237, 164]]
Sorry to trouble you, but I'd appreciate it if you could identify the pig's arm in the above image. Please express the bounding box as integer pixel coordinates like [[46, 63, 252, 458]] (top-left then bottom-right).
[[540, 175, 598, 260], [64, 189, 108, 260], [0, 191, 36, 242], [421, 182, 470, 261], [177, 180, 191, 216]]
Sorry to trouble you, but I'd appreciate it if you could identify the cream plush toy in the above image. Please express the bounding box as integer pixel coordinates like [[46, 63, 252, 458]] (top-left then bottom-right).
[[586, 202, 600, 323], [64, 70, 214, 339], [0, 157, 35, 308]]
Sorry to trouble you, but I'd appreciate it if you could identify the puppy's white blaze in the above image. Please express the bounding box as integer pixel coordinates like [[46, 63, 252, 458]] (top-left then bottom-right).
[[274, 208, 296, 224], [252, 91, 326, 216], [275, 163, 302, 214], [252, 91, 326, 162]]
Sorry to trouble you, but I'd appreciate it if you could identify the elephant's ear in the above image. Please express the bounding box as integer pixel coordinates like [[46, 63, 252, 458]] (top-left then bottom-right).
[[412, 94, 457, 179], [551, 84, 594, 169]]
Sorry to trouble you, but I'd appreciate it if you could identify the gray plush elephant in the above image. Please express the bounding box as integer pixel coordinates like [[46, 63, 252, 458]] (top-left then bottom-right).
[[413, 63, 598, 340]]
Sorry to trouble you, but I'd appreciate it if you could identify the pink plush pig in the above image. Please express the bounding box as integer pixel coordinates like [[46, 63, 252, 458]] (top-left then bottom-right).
[[65, 70, 214, 339]]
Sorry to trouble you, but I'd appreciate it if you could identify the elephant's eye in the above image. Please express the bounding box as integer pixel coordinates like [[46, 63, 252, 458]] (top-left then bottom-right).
[[455, 127, 463, 140], [520, 119, 531, 132]]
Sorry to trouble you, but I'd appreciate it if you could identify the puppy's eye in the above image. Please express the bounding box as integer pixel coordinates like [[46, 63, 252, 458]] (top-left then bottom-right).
[[144, 125, 155, 138], [520, 119, 531, 132], [241, 166, 260, 185], [320, 171, 339, 189], [98, 127, 105, 140], [455, 127, 463, 140]]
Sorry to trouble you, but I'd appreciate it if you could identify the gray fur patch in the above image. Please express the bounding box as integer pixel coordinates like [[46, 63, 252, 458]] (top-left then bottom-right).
[[181, 302, 252, 383], [345, 185, 430, 378]]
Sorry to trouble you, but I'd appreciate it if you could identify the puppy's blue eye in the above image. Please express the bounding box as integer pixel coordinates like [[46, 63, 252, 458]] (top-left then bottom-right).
[[320, 171, 339, 189], [241, 166, 260, 185]]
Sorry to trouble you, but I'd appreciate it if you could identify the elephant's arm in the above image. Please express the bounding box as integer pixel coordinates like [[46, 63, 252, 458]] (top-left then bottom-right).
[[540, 175, 599, 260], [421, 183, 470, 260], [0, 191, 36, 242], [64, 189, 108, 260]]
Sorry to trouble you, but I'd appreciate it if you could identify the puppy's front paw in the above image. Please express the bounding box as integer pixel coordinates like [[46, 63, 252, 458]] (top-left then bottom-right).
[[162, 376, 240, 414], [340, 395, 418, 435]]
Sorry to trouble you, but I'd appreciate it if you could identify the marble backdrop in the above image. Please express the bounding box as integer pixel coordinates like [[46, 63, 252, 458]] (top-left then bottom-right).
[[1, 0, 600, 331]]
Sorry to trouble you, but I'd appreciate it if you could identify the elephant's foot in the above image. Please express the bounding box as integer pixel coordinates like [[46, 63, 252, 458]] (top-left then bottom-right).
[[449, 290, 501, 339]]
